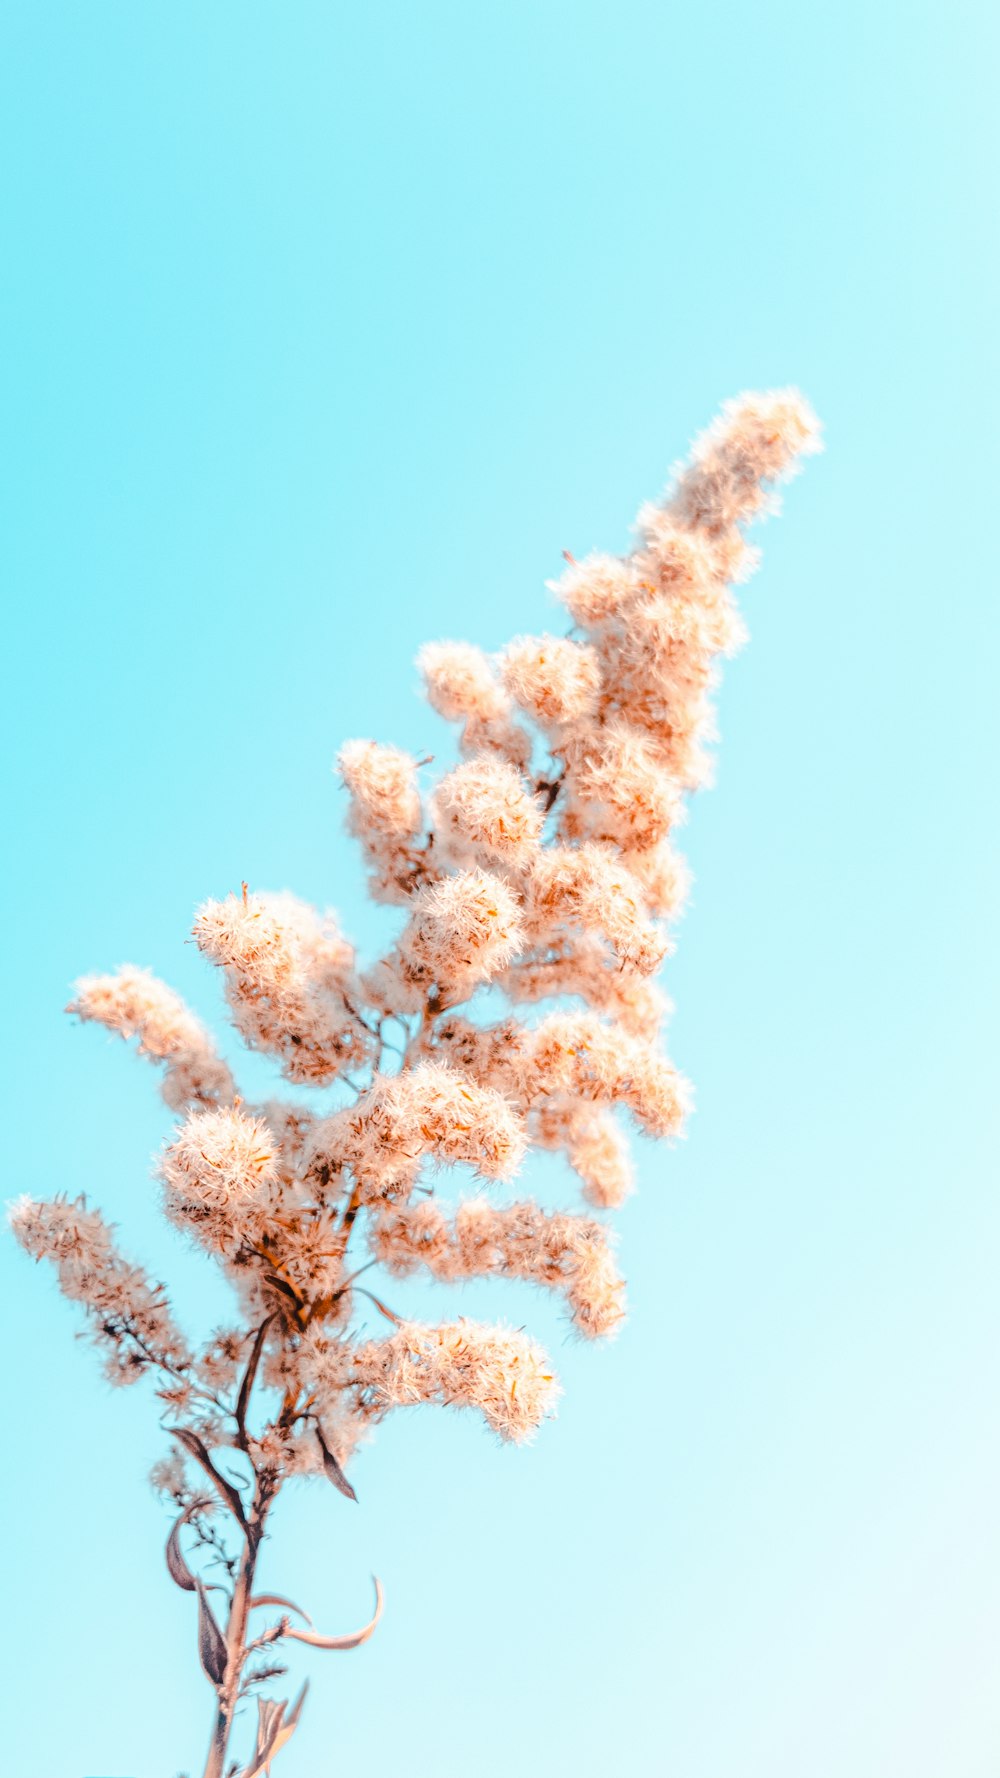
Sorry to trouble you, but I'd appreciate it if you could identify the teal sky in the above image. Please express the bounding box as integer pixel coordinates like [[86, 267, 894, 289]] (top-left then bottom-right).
[[3, 3, 999, 1775]]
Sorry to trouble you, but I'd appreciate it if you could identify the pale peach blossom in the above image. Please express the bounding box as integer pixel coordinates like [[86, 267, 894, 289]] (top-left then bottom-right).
[[428, 1006, 687, 1136], [531, 1101, 635, 1209], [669, 387, 821, 538], [255, 1098, 318, 1176], [366, 867, 524, 1012], [370, 1197, 625, 1337], [351, 1318, 559, 1443], [631, 515, 723, 604], [11, 389, 819, 1778], [501, 634, 601, 727], [7, 1193, 192, 1384], [625, 839, 692, 922], [308, 1060, 527, 1201], [497, 936, 670, 1039], [68, 966, 235, 1110], [418, 639, 532, 768], [430, 756, 544, 867], [521, 844, 669, 974], [429, 1011, 533, 1102], [558, 716, 685, 852], [527, 1012, 691, 1138], [193, 889, 370, 1084], [587, 575, 746, 789], [550, 551, 644, 628], [338, 740, 428, 903], [338, 739, 422, 840], [418, 639, 508, 723], [159, 1105, 278, 1253]]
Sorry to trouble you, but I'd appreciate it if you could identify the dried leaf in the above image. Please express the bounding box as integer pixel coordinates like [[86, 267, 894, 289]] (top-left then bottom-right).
[[266, 1680, 309, 1764], [249, 1593, 313, 1626], [263, 1273, 301, 1308], [237, 1700, 283, 1778], [238, 1683, 309, 1778], [284, 1576, 384, 1651], [283, 1680, 309, 1732], [167, 1425, 248, 1529], [195, 1578, 229, 1688], [165, 1500, 200, 1592], [256, 1697, 284, 1754], [235, 1315, 275, 1445], [315, 1426, 358, 1503]]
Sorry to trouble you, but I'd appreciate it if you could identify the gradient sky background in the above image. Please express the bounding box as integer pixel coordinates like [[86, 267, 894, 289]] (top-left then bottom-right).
[[2, 3, 999, 1775]]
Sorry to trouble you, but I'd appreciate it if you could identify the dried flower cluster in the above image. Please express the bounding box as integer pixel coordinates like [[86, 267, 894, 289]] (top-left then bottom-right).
[[9, 390, 819, 1778]]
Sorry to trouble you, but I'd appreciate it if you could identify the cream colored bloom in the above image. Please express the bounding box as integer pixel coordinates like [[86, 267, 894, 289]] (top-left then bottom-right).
[[431, 757, 543, 867], [369, 867, 525, 1011], [418, 640, 532, 767], [501, 634, 601, 728], [310, 1061, 527, 1201], [371, 1197, 625, 1338], [352, 1318, 559, 1442], [68, 966, 234, 1109], [338, 740, 428, 904], [193, 889, 370, 1083], [8, 1193, 191, 1383], [159, 1105, 278, 1252], [14, 390, 819, 1761]]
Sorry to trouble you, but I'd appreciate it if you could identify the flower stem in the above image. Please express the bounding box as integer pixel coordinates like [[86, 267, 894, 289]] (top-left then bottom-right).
[[200, 1507, 263, 1778]]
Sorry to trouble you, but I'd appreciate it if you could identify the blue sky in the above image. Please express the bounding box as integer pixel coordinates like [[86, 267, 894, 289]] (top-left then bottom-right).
[[2, 2, 999, 1775]]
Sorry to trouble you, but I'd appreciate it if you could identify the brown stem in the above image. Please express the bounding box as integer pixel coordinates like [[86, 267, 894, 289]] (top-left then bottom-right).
[[412, 1001, 441, 1058], [200, 1491, 267, 1778]]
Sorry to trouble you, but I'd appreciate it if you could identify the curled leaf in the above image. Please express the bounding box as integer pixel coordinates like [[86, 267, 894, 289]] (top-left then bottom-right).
[[167, 1425, 248, 1530], [249, 1593, 313, 1626], [284, 1576, 384, 1651], [195, 1578, 229, 1688], [316, 1425, 358, 1503], [165, 1499, 204, 1592]]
